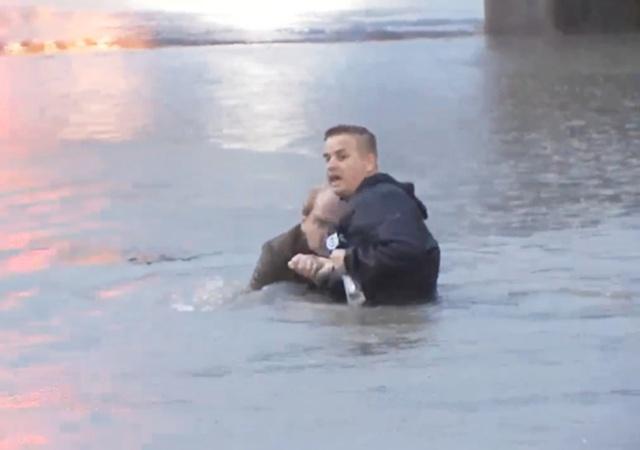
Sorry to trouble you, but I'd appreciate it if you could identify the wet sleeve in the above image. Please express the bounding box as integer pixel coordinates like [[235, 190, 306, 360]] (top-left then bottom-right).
[[314, 267, 347, 302], [249, 242, 283, 290], [344, 196, 427, 291]]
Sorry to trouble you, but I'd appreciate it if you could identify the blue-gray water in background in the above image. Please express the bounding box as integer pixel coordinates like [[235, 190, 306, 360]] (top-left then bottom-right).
[[1, 1, 640, 449], [0, 1, 483, 50]]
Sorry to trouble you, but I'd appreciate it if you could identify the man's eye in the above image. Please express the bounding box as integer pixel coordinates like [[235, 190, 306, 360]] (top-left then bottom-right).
[[315, 218, 331, 228], [337, 154, 347, 161]]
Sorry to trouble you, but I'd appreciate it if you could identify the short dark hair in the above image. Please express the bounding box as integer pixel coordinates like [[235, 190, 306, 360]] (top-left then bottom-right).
[[324, 124, 377, 156]]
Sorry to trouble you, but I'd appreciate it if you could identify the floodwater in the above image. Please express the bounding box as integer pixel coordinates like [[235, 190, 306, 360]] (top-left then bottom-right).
[[1, 19, 639, 450]]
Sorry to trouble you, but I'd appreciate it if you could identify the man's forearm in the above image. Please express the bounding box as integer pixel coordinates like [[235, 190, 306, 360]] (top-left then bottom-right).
[[345, 241, 423, 283]]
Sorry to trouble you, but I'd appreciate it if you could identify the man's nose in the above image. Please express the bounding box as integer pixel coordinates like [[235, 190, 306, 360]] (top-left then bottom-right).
[[326, 157, 337, 170]]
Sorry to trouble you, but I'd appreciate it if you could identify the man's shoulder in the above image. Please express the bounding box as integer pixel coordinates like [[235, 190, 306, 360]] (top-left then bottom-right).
[[352, 176, 413, 207], [262, 224, 308, 256], [347, 174, 430, 224], [250, 224, 308, 290]]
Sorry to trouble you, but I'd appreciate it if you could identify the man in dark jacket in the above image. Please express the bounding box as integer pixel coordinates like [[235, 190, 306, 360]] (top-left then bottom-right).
[[249, 186, 346, 290], [289, 125, 440, 305]]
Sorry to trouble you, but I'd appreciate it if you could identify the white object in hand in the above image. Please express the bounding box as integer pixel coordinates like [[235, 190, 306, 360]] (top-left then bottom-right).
[[326, 232, 366, 306], [342, 274, 366, 306]]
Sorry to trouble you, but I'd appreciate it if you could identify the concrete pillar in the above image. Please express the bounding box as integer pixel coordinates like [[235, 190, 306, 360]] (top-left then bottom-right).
[[485, 0, 555, 34], [554, 0, 640, 33], [485, 0, 640, 34]]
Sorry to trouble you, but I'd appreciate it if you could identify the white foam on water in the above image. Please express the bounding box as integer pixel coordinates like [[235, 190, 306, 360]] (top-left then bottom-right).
[[170, 276, 249, 312], [170, 302, 195, 312]]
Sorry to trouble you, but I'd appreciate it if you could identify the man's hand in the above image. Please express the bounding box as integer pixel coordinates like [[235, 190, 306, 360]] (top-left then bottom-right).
[[330, 249, 346, 272], [288, 254, 334, 282]]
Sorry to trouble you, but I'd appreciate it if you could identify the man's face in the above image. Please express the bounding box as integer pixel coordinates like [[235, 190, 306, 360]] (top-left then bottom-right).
[[323, 134, 376, 198], [300, 189, 344, 255]]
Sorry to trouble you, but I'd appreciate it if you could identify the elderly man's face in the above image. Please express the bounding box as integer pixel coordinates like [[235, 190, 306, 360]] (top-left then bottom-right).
[[301, 189, 344, 255]]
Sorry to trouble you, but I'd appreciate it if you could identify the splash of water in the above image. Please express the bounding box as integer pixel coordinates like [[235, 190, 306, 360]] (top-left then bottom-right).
[[171, 277, 246, 312]]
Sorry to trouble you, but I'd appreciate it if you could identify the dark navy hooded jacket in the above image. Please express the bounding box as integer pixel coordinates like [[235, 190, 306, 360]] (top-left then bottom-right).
[[335, 172, 440, 304]]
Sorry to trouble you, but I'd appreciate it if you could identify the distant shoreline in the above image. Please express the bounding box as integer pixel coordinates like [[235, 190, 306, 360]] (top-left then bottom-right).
[[0, 6, 482, 57]]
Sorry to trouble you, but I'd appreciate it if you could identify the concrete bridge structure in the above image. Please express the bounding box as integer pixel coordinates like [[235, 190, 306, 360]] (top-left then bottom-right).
[[485, 0, 640, 34]]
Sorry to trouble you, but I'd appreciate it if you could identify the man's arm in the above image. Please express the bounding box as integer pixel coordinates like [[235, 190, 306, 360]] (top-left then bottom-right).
[[249, 242, 285, 290], [250, 225, 309, 290], [288, 254, 333, 285], [343, 191, 429, 290], [289, 253, 346, 301]]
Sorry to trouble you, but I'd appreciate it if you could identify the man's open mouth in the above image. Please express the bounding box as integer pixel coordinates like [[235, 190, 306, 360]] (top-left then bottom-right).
[[328, 174, 341, 183]]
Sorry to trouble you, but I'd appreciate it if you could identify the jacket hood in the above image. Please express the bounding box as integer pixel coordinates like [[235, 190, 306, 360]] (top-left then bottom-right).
[[356, 173, 428, 219]]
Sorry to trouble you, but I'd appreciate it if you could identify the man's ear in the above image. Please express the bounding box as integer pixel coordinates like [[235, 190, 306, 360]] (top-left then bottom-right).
[[365, 152, 377, 173]]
